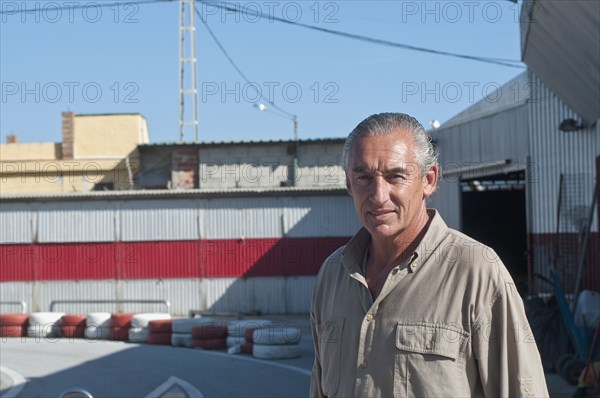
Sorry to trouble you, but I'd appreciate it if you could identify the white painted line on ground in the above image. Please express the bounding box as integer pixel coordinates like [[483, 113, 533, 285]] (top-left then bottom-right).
[[0, 365, 27, 398], [198, 350, 313, 377], [145, 376, 204, 398]]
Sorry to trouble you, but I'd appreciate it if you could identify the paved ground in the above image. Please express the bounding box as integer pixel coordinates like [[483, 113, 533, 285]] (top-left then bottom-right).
[[1, 315, 580, 397]]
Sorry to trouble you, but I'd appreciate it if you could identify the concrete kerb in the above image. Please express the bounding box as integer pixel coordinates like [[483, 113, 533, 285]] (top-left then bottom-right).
[[0, 366, 27, 398]]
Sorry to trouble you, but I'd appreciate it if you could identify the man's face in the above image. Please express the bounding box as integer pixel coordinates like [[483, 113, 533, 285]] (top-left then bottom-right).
[[346, 129, 438, 241]]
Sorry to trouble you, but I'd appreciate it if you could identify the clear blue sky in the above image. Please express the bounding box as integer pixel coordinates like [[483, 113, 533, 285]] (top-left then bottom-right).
[[1, 0, 525, 144]]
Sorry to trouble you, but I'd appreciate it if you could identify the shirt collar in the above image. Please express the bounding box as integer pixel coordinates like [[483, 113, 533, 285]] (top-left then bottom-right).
[[341, 209, 449, 275]]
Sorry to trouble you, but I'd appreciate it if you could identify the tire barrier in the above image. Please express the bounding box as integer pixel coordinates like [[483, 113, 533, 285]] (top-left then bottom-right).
[[226, 335, 246, 347], [251, 326, 302, 345], [147, 332, 172, 345], [171, 333, 193, 348], [60, 315, 86, 338], [128, 327, 149, 343], [148, 319, 172, 334], [131, 313, 171, 328], [27, 312, 65, 338], [0, 314, 29, 337], [84, 313, 111, 340], [110, 313, 134, 341], [172, 317, 216, 334], [227, 319, 274, 337], [128, 314, 171, 343], [241, 342, 253, 355], [191, 337, 227, 350], [148, 319, 173, 346], [191, 325, 227, 340], [252, 343, 301, 359]]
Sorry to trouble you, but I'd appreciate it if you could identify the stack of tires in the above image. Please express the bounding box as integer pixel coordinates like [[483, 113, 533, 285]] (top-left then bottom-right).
[[27, 312, 64, 338], [110, 313, 134, 341], [129, 313, 171, 343], [84, 313, 112, 340], [191, 323, 228, 350], [147, 319, 173, 345], [60, 315, 86, 338], [227, 319, 274, 355], [171, 318, 215, 348], [0, 314, 29, 338], [248, 324, 302, 359]]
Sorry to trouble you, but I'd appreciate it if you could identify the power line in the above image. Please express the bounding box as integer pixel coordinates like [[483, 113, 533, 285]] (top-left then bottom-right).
[[194, 5, 293, 116], [199, 1, 525, 69]]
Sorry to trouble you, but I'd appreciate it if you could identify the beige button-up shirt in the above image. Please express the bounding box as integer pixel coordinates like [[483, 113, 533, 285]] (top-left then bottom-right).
[[310, 210, 549, 397]]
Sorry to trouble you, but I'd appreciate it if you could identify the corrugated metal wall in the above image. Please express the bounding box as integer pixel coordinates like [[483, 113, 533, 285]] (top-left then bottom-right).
[[0, 193, 360, 314], [527, 72, 600, 292], [429, 99, 530, 230]]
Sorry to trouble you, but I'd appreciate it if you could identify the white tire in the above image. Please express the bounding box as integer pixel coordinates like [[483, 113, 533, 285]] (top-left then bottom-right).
[[27, 313, 64, 338], [86, 313, 111, 327], [131, 313, 171, 328], [227, 320, 274, 337], [171, 333, 193, 347], [28, 312, 65, 325], [226, 335, 246, 347], [84, 325, 111, 340], [172, 317, 216, 334], [128, 327, 149, 342], [27, 324, 60, 338], [252, 344, 301, 359], [252, 326, 302, 345]]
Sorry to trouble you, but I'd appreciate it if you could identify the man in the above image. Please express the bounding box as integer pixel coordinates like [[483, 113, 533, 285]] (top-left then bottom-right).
[[310, 113, 548, 397]]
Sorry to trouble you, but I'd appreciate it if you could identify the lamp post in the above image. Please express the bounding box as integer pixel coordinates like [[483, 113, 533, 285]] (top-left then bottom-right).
[[254, 103, 299, 186]]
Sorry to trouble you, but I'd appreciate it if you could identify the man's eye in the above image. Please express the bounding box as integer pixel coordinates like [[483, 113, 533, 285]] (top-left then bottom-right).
[[389, 174, 405, 180], [356, 175, 371, 180]]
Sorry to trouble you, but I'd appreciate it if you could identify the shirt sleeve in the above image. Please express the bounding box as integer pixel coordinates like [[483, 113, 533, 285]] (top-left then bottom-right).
[[472, 279, 550, 398]]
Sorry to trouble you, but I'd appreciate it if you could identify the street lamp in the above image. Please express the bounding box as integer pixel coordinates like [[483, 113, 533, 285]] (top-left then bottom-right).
[[254, 103, 299, 186]]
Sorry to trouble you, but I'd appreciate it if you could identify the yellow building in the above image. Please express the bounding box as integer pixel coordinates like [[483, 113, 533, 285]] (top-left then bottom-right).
[[0, 112, 150, 194]]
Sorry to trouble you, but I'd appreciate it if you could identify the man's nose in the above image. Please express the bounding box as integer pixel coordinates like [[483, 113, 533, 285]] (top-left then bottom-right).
[[369, 176, 389, 205]]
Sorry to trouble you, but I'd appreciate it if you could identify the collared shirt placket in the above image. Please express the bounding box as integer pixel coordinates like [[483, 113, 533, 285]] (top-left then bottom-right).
[[351, 258, 415, 396]]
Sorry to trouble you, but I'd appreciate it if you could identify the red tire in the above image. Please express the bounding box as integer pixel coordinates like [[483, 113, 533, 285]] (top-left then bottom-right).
[[192, 325, 227, 340], [148, 319, 172, 334], [0, 325, 24, 337], [244, 327, 257, 343], [111, 313, 134, 328], [61, 315, 86, 325], [147, 332, 172, 345], [241, 342, 253, 355], [110, 326, 130, 341], [0, 314, 29, 327], [61, 324, 85, 338], [191, 338, 227, 350]]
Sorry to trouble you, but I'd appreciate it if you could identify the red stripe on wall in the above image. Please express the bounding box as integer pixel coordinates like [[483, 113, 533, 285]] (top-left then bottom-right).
[[0, 237, 351, 282]]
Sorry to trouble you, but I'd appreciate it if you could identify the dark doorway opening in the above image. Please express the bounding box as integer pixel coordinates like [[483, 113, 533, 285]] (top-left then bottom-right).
[[461, 171, 528, 294]]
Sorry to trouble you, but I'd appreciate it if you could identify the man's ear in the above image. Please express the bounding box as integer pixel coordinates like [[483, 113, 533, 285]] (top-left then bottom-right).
[[422, 164, 438, 198]]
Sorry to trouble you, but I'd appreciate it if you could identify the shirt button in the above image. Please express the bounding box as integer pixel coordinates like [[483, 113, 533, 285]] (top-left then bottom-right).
[[524, 386, 531, 393], [366, 314, 373, 321], [425, 341, 433, 349], [359, 361, 367, 369]]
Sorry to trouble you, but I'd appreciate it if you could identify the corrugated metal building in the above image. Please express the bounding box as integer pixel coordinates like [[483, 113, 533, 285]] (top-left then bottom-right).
[[429, 70, 599, 293], [0, 188, 361, 315]]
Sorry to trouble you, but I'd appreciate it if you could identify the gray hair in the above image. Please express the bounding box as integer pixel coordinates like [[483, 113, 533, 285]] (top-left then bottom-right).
[[341, 112, 439, 175]]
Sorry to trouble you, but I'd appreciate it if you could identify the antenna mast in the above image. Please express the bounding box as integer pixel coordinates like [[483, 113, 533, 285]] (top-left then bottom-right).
[[179, 0, 199, 142]]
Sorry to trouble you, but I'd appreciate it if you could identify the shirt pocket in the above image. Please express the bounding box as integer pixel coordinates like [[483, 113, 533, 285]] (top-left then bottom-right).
[[394, 322, 469, 398], [316, 318, 345, 397]]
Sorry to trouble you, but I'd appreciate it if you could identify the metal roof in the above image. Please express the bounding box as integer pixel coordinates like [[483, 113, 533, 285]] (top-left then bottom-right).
[[521, 0, 600, 123], [0, 186, 348, 203], [138, 137, 346, 148]]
